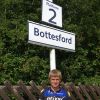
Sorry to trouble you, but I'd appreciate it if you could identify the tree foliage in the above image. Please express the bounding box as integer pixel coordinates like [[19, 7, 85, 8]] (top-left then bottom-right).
[[0, 0, 100, 85]]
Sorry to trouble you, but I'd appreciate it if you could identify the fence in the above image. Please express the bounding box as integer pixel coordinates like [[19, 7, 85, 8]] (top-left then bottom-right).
[[0, 80, 100, 100]]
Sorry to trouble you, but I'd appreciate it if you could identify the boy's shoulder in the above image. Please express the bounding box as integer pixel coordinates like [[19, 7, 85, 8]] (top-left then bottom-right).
[[41, 86, 68, 94], [40, 86, 50, 93]]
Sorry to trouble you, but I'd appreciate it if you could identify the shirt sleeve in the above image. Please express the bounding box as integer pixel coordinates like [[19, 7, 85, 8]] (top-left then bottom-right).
[[62, 87, 71, 100], [38, 89, 45, 100], [66, 90, 71, 100]]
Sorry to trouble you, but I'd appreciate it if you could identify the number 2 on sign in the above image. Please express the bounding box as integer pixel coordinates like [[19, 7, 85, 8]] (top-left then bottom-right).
[[48, 9, 57, 24]]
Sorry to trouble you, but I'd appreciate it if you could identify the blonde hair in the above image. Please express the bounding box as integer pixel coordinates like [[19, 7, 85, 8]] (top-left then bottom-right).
[[48, 69, 62, 80]]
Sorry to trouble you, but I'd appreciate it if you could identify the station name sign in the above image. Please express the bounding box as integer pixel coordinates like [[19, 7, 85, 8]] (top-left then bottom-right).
[[28, 21, 75, 52]]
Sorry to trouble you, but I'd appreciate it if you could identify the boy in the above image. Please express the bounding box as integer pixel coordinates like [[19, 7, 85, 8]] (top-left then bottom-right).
[[39, 69, 70, 100]]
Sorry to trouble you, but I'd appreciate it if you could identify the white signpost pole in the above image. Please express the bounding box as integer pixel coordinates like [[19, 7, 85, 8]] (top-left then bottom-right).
[[42, 0, 62, 70], [48, 0, 55, 70], [48, 0, 56, 70], [50, 49, 56, 70]]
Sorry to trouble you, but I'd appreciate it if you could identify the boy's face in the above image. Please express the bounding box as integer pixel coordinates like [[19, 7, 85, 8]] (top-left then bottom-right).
[[50, 76, 61, 89]]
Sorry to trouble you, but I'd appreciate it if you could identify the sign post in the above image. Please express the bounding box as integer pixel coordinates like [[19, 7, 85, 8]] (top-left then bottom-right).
[[50, 49, 56, 70], [28, 21, 75, 70], [42, 0, 62, 70], [28, 0, 75, 71], [42, 0, 56, 70]]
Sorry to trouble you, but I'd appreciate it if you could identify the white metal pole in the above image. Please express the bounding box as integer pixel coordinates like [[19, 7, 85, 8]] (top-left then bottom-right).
[[50, 49, 56, 70]]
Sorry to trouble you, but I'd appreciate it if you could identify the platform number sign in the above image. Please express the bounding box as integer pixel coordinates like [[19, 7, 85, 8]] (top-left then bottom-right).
[[42, 0, 62, 27]]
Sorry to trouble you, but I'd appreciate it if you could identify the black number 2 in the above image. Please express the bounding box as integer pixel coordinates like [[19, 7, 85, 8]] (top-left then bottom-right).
[[48, 9, 57, 24]]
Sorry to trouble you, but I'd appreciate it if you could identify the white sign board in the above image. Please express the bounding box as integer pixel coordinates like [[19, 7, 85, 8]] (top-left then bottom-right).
[[28, 21, 75, 52], [42, 0, 62, 27]]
